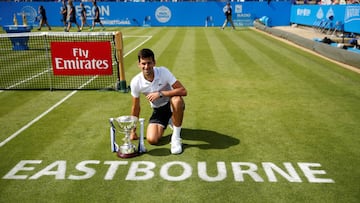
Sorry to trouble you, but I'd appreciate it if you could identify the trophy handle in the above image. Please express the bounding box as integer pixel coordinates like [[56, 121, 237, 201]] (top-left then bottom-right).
[[138, 118, 147, 153], [109, 118, 119, 152]]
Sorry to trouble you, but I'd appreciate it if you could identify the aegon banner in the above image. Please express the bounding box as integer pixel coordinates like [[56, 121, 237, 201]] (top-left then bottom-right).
[[51, 42, 112, 76], [0, 2, 291, 27]]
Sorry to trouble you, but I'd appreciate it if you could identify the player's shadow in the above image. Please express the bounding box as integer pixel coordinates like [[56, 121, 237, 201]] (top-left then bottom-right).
[[147, 128, 240, 156]]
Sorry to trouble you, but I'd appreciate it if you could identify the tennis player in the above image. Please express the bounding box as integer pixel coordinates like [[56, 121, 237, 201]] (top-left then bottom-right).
[[130, 48, 187, 154]]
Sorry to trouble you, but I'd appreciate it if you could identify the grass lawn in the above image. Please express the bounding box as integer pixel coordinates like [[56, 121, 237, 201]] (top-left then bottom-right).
[[0, 27, 359, 202]]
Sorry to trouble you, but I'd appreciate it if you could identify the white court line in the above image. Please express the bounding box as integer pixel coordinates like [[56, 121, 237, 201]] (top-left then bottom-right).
[[0, 70, 49, 93], [124, 35, 153, 55], [0, 91, 77, 147], [0, 35, 152, 147], [5, 69, 50, 90]]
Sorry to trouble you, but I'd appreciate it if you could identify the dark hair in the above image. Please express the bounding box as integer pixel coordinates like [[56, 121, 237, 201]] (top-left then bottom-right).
[[138, 48, 155, 62]]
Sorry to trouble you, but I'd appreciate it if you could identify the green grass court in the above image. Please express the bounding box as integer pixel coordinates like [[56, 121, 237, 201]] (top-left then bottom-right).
[[0, 27, 359, 202]]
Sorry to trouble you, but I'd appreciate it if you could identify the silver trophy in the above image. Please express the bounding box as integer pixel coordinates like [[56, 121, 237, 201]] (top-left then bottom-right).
[[109, 116, 146, 158]]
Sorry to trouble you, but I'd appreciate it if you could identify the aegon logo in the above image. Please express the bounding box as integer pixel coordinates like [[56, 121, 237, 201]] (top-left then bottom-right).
[[20, 6, 37, 24], [155, 6, 171, 23], [3, 160, 335, 183], [51, 42, 113, 75]]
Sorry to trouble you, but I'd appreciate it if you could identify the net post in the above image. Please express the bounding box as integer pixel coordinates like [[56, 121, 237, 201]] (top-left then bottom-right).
[[114, 31, 128, 93]]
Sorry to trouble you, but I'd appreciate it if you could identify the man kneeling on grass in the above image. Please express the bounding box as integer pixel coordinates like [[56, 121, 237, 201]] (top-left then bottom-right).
[[130, 48, 187, 154]]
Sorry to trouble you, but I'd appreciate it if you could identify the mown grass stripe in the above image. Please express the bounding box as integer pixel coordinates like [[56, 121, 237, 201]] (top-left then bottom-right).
[[147, 28, 178, 56], [194, 28, 223, 90], [166, 28, 195, 83], [216, 28, 275, 82], [158, 28, 187, 71], [201, 28, 247, 89]]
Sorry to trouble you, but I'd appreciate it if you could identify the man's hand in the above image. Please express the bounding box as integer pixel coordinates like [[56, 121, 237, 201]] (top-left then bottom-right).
[[146, 92, 161, 102]]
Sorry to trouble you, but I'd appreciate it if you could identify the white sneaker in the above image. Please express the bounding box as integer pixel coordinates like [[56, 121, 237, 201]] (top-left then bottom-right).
[[171, 139, 182, 154]]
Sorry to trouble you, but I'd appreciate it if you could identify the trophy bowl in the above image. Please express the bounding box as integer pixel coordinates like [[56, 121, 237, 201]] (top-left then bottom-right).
[[112, 116, 138, 158]]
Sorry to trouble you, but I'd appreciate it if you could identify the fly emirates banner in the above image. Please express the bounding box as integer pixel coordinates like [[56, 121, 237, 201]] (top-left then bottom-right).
[[51, 42, 113, 76]]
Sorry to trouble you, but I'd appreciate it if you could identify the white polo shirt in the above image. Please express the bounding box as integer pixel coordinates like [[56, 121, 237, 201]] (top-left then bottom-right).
[[130, 66, 177, 108]]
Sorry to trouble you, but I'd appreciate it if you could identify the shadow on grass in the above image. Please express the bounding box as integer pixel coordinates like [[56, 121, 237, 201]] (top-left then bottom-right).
[[146, 128, 240, 156]]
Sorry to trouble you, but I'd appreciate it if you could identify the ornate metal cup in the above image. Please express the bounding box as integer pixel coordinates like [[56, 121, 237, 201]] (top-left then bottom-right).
[[110, 116, 138, 158]]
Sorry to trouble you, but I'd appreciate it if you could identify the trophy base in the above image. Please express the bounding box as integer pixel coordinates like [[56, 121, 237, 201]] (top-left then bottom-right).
[[117, 151, 139, 158]]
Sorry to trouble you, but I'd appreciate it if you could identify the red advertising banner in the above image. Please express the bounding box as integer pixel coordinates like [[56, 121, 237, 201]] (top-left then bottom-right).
[[51, 42, 113, 75]]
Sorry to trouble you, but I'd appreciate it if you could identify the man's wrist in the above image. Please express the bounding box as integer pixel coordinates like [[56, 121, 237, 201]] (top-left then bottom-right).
[[159, 91, 163, 98]]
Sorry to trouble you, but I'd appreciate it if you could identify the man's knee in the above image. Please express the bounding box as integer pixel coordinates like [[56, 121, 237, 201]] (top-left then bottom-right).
[[146, 125, 163, 145], [171, 96, 185, 109], [146, 136, 160, 145]]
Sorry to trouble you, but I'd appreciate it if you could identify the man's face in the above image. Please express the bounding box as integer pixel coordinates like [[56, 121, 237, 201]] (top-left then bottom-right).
[[138, 57, 155, 78]]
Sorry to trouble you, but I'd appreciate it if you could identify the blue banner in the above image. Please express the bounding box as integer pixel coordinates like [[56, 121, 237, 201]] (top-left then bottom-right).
[[0, 2, 291, 28], [291, 5, 360, 34]]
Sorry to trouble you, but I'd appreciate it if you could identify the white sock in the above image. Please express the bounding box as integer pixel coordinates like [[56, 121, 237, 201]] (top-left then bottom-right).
[[171, 126, 181, 142]]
